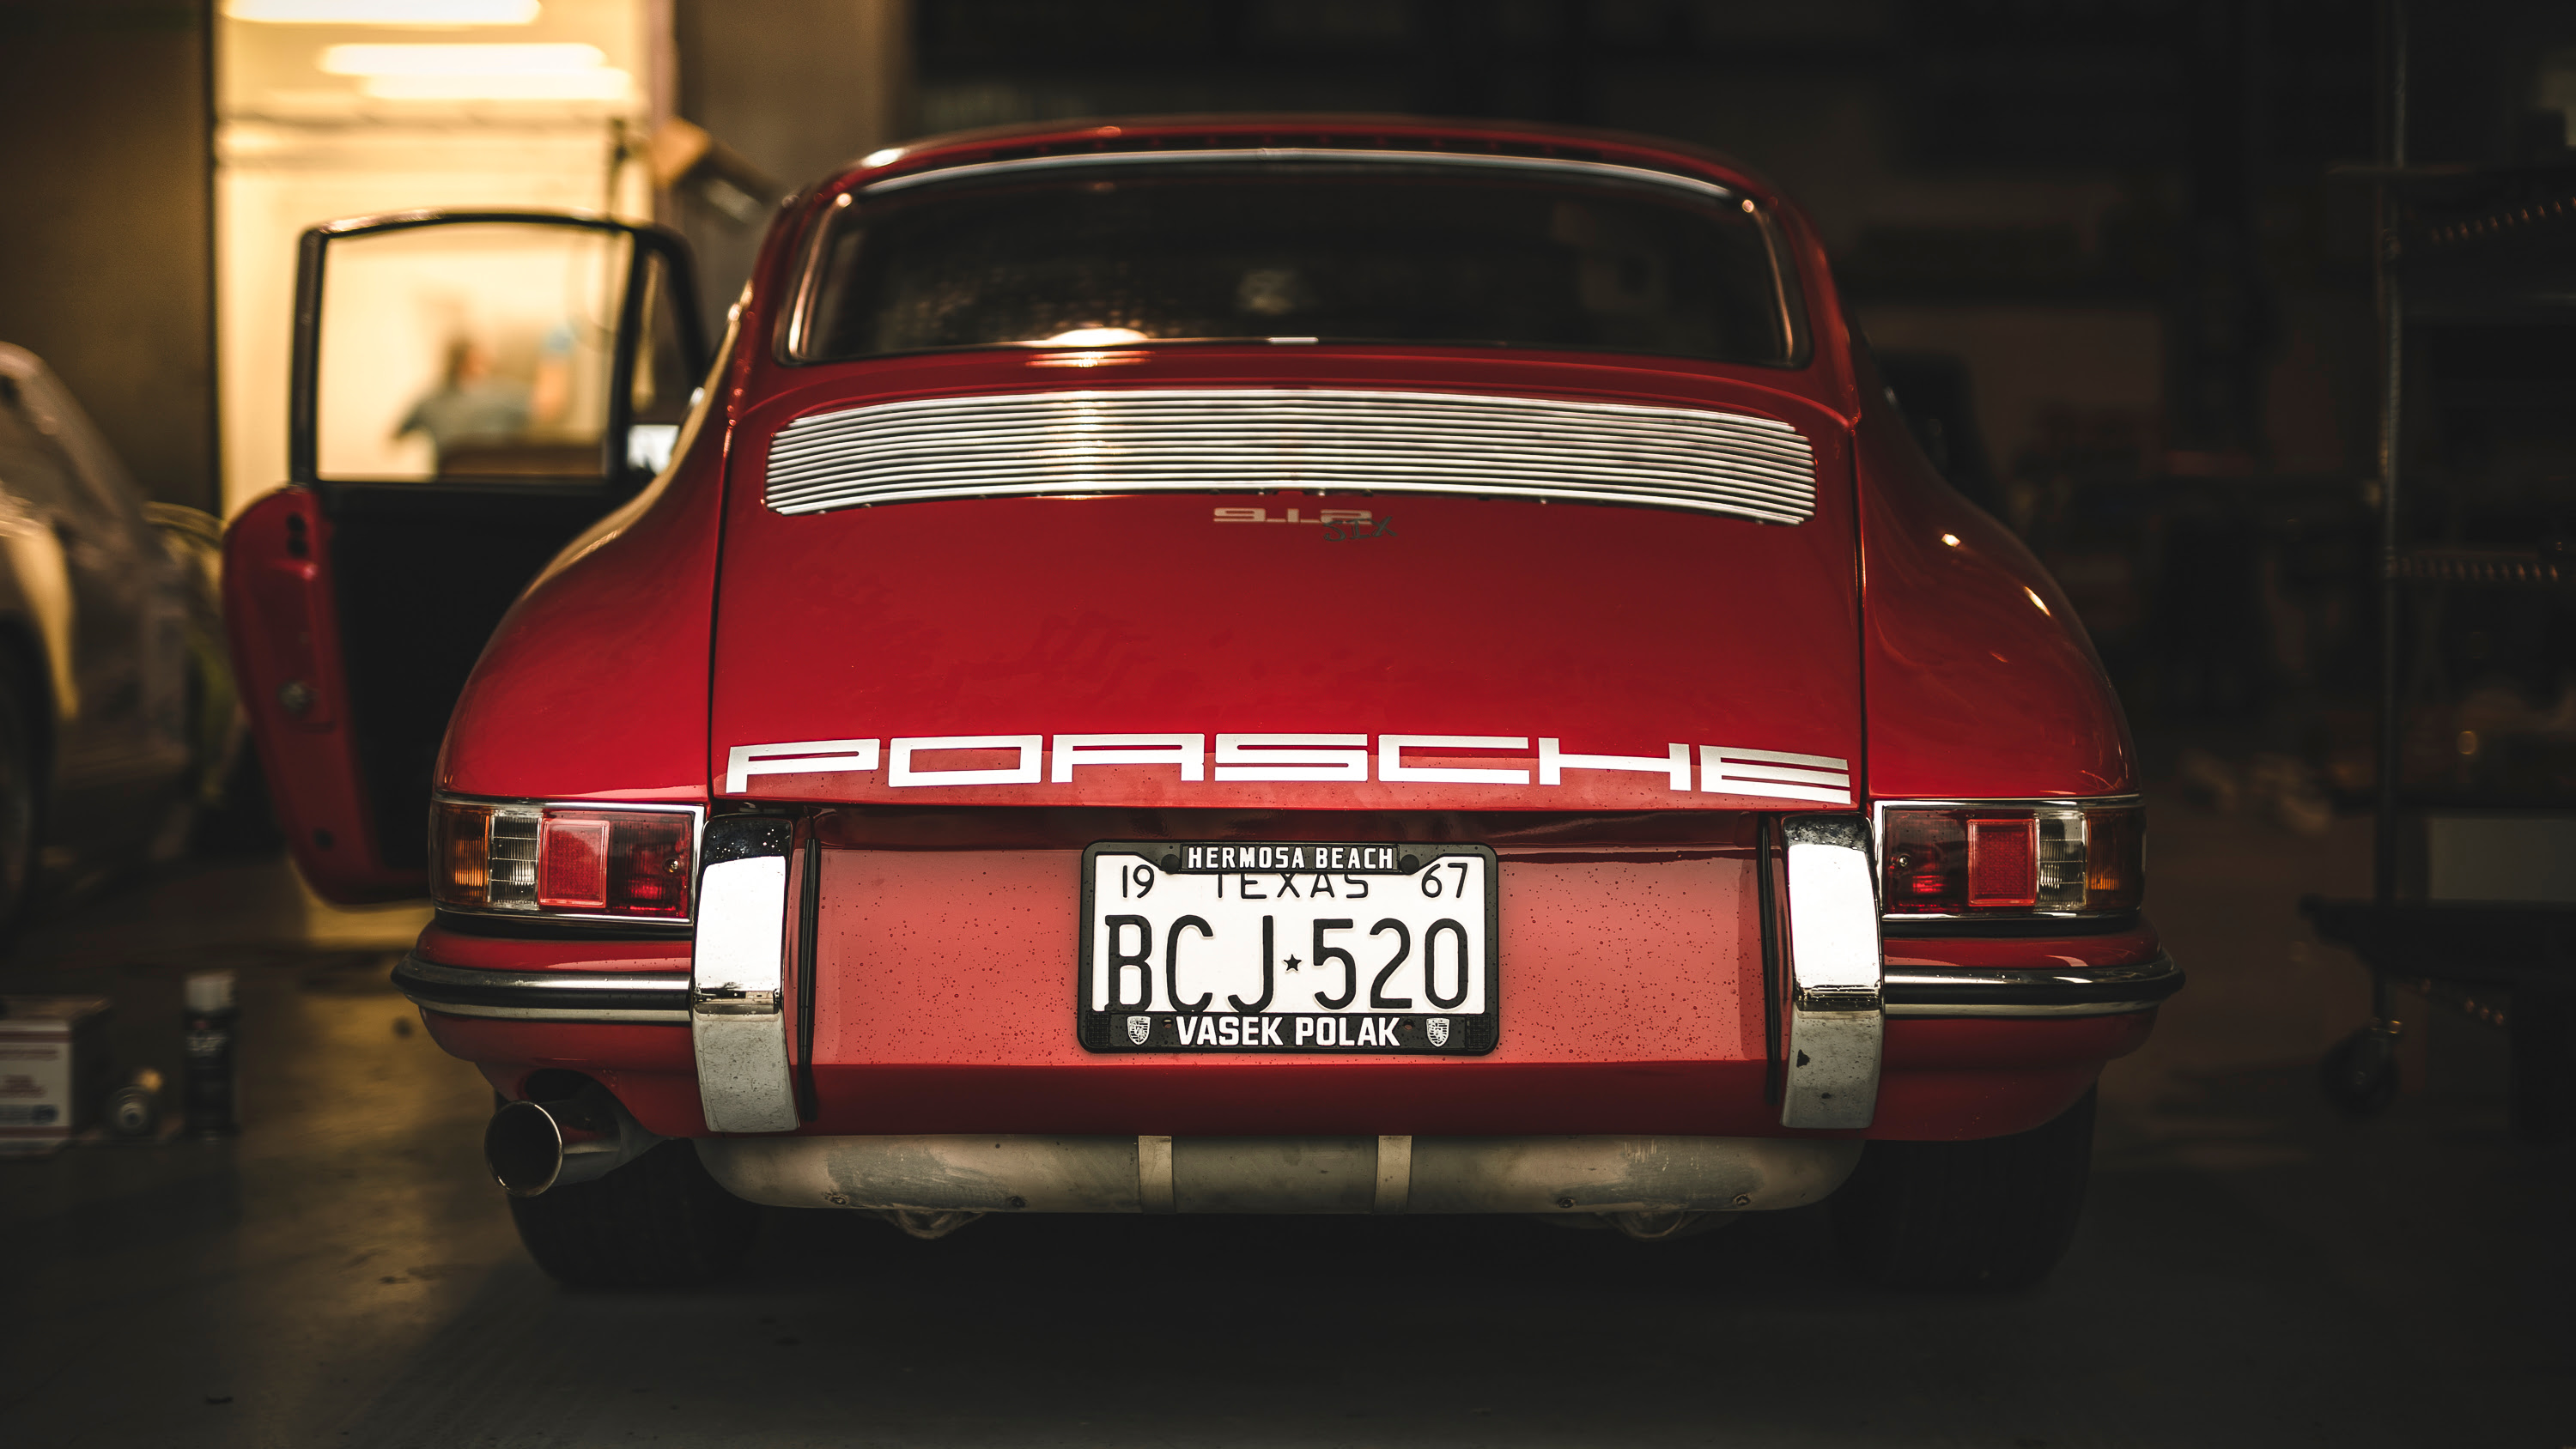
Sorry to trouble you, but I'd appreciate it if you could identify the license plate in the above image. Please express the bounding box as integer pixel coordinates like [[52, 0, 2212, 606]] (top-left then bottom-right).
[[1078, 841, 1498, 1054]]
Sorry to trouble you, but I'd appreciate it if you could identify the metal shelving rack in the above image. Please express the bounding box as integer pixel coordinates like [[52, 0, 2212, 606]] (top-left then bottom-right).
[[2301, 1, 2576, 1141]]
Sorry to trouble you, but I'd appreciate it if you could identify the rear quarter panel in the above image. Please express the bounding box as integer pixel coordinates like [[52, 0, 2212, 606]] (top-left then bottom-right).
[[1853, 357, 2134, 799]]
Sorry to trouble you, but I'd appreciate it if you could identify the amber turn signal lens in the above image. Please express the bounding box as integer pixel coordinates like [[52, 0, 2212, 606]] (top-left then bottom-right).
[[2081, 807, 2145, 912], [432, 801, 492, 907]]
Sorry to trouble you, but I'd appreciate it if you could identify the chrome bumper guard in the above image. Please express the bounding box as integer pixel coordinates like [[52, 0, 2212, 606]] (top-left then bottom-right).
[[697, 1132, 1862, 1216], [1780, 815, 1885, 1131], [691, 816, 801, 1133]]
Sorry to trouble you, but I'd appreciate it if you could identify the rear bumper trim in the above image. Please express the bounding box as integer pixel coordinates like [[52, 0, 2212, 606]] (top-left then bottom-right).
[[392, 955, 690, 1025], [699, 1133, 1862, 1216], [1779, 814, 1884, 1131], [1882, 953, 2182, 1017], [391, 949, 2182, 1030], [692, 817, 802, 1134]]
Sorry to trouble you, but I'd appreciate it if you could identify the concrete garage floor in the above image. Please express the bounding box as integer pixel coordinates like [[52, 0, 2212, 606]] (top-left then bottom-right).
[[2, 794, 2567, 1447]]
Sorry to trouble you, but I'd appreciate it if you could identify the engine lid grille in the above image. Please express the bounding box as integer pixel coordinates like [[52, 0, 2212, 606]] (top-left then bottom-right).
[[763, 387, 1816, 525]]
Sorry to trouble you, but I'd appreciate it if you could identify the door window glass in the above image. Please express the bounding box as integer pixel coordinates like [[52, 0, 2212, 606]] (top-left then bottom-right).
[[624, 252, 696, 476], [316, 223, 628, 482]]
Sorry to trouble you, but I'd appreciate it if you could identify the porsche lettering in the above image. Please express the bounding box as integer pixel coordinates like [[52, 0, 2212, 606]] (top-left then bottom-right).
[[723, 732, 1854, 803]]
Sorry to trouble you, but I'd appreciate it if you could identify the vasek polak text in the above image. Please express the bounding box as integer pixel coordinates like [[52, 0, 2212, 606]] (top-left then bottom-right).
[[1166, 1014, 1415, 1048]]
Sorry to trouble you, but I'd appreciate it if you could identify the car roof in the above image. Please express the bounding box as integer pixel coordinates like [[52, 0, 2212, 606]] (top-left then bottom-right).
[[829, 113, 1784, 206]]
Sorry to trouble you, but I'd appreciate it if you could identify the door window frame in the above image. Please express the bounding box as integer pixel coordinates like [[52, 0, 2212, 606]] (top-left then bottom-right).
[[288, 209, 708, 497]]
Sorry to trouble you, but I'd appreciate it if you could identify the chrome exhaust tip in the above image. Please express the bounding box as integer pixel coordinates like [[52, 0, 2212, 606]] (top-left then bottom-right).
[[484, 1087, 659, 1197]]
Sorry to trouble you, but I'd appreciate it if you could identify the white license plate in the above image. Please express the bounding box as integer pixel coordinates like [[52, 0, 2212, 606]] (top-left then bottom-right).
[[1078, 841, 1498, 1054]]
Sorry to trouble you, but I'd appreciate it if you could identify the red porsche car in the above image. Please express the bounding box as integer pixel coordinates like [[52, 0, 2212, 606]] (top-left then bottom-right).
[[224, 117, 2177, 1290]]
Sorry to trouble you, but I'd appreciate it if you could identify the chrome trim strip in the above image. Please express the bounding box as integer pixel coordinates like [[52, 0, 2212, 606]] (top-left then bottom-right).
[[1780, 815, 1884, 1130], [782, 195, 843, 361], [763, 388, 1817, 525], [1882, 1000, 2161, 1020], [692, 818, 800, 1134], [1873, 794, 2144, 825], [860, 148, 1738, 204], [393, 956, 690, 1025], [1743, 202, 1806, 367], [1882, 953, 2183, 1018]]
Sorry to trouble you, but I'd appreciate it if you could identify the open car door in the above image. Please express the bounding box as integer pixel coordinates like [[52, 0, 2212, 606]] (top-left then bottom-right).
[[224, 212, 706, 902]]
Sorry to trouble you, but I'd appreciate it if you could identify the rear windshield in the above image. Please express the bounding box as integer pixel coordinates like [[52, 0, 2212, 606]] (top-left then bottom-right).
[[790, 163, 1803, 366]]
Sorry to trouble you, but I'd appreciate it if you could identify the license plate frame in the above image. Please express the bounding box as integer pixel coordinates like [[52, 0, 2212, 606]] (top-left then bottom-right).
[[1076, 840, 1499, 1055]]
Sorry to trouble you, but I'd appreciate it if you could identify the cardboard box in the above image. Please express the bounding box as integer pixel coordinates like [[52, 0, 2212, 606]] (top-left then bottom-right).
[[0, 996, 113, 1157]]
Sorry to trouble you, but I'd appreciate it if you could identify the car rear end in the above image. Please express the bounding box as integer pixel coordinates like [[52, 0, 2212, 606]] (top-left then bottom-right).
[[396, 121, 2176, 1286]]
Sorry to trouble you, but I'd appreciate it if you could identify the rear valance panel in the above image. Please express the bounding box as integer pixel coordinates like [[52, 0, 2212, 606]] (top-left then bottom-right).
[[811, 840, 1765, 1074]]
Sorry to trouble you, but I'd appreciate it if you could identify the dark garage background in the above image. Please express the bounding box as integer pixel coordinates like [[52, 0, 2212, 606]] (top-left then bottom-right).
[[1, 3, 2571, 1445], [9, 0, 2573, 749]]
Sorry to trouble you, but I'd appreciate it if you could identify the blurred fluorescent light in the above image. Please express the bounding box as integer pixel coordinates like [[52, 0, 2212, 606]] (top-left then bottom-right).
[[361, 67, 632, 100], [229, 0, 541, 21], [321, 41, 603, 75]]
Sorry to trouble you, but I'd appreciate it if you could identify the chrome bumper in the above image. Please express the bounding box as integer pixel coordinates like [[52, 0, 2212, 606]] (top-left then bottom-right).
[[385, 817, 813, 1134], [697, 1132, 1862, 1216], [392, 956, 689, 1024], [1882, 953, 2184, 1017], [392, 951, 2181, 1029]]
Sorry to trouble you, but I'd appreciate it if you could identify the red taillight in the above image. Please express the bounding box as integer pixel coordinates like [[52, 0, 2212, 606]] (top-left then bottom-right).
[[433, 798, 695, 920], [540, 810, 693, 919], [1881, 803, 2143, 918], [537, 817, 610, 908], [1885, 811, 1965, 903], [609, 815, 691, 915], [1966, 815, 2038, 907]]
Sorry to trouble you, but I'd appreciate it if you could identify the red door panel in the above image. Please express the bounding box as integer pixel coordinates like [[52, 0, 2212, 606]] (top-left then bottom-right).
[[222, 486, 416, 900]]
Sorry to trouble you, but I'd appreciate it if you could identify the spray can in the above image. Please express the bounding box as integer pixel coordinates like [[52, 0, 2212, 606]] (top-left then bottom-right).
[[182, 970, 239, 1136]]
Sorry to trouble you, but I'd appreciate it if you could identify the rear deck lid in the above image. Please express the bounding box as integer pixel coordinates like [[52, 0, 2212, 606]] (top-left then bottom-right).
[[708, 352, 1861, 813]]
